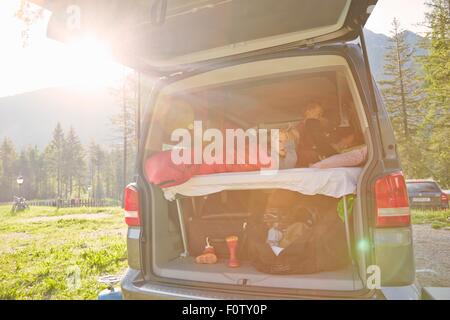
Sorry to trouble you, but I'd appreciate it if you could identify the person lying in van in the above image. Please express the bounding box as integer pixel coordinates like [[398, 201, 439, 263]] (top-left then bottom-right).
[[295, 101, 338, 167]]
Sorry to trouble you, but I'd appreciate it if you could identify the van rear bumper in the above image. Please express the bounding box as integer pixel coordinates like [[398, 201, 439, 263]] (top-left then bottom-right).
[[121, 268, 284, 300], [121, 268, 408, 300]]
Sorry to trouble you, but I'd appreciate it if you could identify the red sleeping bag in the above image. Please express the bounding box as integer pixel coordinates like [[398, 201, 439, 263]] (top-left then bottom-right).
[[144, 151, 194, 188], [193, 146, 268, 175], [145, 148, 270, 188]]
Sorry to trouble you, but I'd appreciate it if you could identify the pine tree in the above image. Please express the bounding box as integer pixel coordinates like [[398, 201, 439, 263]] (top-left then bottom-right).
[[64, 127, 85, 198], [0, 138, 18, 201], [47, 123, 66, 198], [110, 72, 140, 198], [42, 144, 56, 198], [418, 0, 450, 187], [379, 18, 425, 178], [102, 150, 118, 200], [111, 147, 124, 200], [25, 145, 43, 199], [88, 142, 107, 199]]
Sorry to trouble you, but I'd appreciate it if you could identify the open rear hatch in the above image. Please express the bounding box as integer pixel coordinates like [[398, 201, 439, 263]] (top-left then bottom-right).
[[142, 59, 372, 294], [33, 0, 377, 73]]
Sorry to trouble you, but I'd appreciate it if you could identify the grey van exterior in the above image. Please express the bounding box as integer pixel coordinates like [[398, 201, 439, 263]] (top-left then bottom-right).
[[122, 44, 419, 300]]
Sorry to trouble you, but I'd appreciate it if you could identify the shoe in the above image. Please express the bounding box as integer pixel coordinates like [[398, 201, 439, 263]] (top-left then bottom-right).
[[195, 252, 218, 264], [195, 237, 218, 264]]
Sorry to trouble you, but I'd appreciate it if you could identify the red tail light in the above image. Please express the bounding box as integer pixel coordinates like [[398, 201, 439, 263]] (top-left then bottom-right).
[[375, 171, 410, 227], [441, 193, 449, 203], [124, 184, 140, 226]]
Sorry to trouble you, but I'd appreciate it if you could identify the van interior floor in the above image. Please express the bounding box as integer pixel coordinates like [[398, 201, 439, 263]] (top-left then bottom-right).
[[156, 257, 364, 291]]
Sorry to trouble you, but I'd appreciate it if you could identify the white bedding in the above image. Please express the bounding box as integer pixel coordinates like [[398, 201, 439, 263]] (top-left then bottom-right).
[[163, 167, 362, 201]]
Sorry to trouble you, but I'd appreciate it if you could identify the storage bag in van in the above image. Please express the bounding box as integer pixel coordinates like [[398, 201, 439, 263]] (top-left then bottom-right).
[[248, 195, 350, 274]]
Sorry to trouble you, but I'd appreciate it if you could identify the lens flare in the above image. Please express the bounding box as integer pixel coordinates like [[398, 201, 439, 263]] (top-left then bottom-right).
[[357, 239, 371, 252], [63, 36, 124, 89]]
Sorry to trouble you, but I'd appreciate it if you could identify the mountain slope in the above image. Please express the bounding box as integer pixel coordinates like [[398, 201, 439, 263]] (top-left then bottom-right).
[[365, 29, 426, 81], [0, 86, 120, 149]]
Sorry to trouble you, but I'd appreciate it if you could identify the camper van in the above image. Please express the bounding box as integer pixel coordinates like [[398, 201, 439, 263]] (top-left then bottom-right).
[[38, 0, 420, 299]]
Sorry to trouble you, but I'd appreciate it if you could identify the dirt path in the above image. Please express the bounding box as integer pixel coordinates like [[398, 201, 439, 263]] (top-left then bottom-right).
[[413, 224, 450, 287], [17, 213, 114, 223]]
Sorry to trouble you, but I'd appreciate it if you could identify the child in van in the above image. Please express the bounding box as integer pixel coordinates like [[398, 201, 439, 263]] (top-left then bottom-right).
[[277, 125, 299, 169], [296, 101, 338, 167]]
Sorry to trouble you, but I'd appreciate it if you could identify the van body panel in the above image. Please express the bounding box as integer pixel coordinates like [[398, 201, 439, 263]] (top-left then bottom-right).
[[121, 267, 384, 300], [374, 227, 415, 286], [126, 227, 142, 270]]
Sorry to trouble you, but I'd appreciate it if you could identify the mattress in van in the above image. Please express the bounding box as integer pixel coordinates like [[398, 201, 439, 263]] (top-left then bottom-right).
[[163, 167, 362, 201]]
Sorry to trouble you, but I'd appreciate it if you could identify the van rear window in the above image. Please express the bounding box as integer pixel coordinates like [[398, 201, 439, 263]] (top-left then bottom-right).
[[407, 182, 439, 193]]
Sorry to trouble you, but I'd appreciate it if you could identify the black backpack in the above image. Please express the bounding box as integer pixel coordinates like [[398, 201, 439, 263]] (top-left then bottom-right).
[[247, 205, 350, 275]]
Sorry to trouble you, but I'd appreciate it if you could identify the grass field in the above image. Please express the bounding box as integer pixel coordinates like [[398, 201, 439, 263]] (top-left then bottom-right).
[[0, 204, 448, 300], [411, 208, 450, 229], [0, 205, 127, 300]]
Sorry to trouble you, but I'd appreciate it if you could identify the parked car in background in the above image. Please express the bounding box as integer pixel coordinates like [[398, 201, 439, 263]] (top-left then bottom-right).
[[406, 180, 449, 210]]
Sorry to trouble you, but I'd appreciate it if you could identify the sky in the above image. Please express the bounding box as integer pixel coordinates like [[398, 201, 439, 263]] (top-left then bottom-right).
[[365, 0, 429, 36], [0, 0, 430, 98], [0, 0, 125, 98]]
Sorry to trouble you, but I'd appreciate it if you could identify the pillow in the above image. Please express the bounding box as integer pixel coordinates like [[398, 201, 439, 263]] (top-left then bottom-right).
[[310, 146, 367, 169]]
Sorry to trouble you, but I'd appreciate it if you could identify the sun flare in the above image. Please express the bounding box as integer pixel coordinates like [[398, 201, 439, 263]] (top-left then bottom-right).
[[62, 37, 125, 89]]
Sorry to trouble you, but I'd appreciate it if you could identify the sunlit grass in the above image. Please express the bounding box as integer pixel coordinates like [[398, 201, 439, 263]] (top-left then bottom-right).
[[411, 209, 450, 229], [0, 205, 127, 300], [0, 205, 123, 219]]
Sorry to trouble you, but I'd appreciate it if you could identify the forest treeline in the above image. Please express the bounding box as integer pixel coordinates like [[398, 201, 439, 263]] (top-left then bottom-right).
[[0, 124, 135, 202], [0, 71, 139, 202], [379, 0, 449, 188]]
